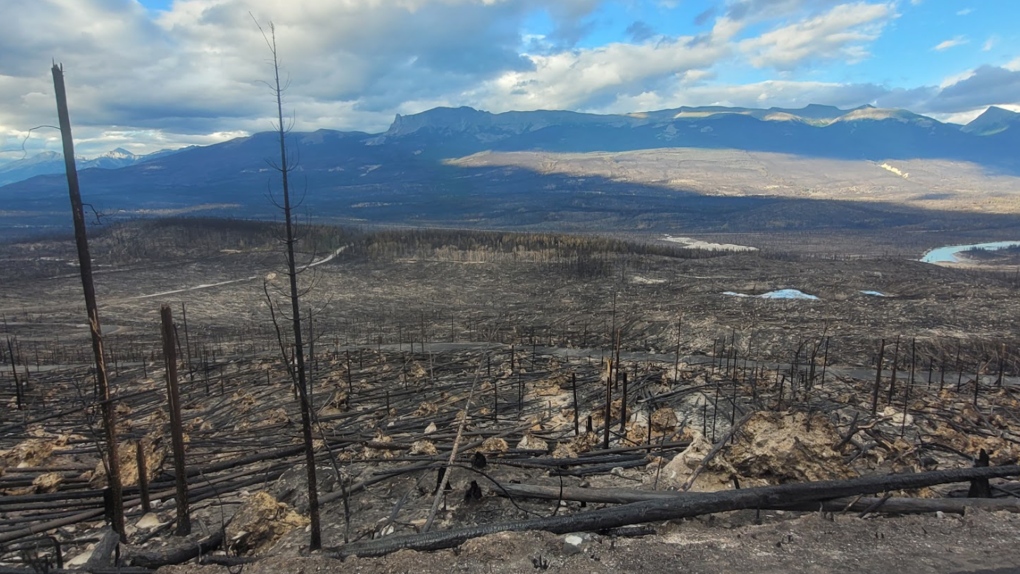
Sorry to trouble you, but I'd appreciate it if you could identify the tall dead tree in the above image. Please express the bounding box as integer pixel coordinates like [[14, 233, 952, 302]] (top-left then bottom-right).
[[51, 63, 125, 540], [160, 305, 191, 535], [254, 20, 321, 550]]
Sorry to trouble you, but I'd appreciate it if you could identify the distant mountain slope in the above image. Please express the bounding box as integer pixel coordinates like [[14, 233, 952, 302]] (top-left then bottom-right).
[[962, 106, 1020, 136], [2, 103, 1018, 239], [0, 147, 183, 187]]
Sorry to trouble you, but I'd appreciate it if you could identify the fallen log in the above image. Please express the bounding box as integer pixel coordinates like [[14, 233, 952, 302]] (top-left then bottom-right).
[[497, 484, 681, 504], [806, 496, 1020, 516], [496, 484, 1020, 515], [0, 508, 104, 546], [123, 530, 223, 569], [329, 464, 1020, 558]]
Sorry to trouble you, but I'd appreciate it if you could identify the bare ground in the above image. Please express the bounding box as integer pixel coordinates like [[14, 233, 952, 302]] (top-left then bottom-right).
[[3, 221, 1020, 573], [158, 511, 1020, 574]]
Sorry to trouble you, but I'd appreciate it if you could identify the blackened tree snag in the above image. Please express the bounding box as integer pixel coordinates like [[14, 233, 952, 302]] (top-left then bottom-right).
[[253, 19, 322, 550], [160, 304, 191, 535], [51, 63, 125, 541], [872, 338, 885, 416]]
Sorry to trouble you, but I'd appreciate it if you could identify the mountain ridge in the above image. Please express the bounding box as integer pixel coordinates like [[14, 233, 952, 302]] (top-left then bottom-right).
[[0, 146, 185, 187], [2, 103, 1018, 239]]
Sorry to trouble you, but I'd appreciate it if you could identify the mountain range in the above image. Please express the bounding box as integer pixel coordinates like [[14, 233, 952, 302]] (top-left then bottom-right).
[[0, 147, 184, 188], [1, 103, 1019, 239]]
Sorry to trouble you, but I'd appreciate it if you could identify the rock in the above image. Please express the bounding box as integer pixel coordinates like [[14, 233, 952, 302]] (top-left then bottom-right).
[[136, 512, 162, 530], [563, 533, 588, 555]]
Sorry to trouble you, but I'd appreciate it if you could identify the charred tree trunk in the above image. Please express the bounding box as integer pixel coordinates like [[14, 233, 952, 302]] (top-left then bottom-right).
[[51, 63, 124, 541], [160, 305, 191, 535], [255, 20, 321, 550]]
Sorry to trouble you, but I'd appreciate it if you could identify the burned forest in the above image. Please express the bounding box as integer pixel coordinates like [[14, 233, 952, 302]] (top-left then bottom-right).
[[3, 213, 1020, 572]]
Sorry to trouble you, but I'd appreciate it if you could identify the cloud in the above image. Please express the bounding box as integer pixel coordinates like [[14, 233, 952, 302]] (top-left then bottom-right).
[[726, 0, 834, 21], [933, 36, 968, 51], [738, 2, 896, 69], [596, 79, 893, 113], [926, 65, 1020, 113], [625, 20, 656, 42], [478, 30, 732, 112], [0, 0, 1010, 162], [940, 70, 976, 89], [983, 36, 997, 51], [0, 0, 588, 156], [694, 7, 717, 26], [956, 8, 972, 16]]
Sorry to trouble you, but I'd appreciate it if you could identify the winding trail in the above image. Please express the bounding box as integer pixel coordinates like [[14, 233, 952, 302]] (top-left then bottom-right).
[[129, 244, 348, 300]]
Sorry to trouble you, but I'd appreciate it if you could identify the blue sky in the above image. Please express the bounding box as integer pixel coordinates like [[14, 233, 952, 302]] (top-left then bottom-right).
[[2, 0, 1018, 158]]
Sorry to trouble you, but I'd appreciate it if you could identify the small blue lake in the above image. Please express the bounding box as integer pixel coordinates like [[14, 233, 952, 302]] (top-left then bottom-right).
[[724, 289, 819, 300], [920, 241, 1020, 264]]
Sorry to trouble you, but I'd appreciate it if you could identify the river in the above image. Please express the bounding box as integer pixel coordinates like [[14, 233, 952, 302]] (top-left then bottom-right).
[[920, 241, 1020, 264]]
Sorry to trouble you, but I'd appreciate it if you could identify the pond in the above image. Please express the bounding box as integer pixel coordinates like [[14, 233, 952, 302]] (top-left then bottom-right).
[[920, 241, 1020, 264], [724, 289, 819, 300]]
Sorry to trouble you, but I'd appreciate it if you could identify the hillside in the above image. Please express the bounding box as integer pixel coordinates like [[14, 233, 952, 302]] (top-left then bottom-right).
[[2, 104, 1019, 240]]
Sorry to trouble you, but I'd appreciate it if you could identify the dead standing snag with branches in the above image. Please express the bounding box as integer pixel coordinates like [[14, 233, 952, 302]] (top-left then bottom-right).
[[253, 19, 321, 550]]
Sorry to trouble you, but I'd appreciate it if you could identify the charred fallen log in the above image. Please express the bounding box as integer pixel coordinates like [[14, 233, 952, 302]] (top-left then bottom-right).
[[496, 484, 1020, 514], [330, 464, 1020, 558], [123, 530, 223, 569]]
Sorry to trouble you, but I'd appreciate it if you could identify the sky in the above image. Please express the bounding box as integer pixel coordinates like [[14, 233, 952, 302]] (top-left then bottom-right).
[[1, 0, 1018, 160]]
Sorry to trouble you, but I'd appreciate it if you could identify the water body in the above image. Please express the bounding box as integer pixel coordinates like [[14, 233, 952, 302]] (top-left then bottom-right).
[[921, 241, 1020, 264], [723, 289, 819, 300]]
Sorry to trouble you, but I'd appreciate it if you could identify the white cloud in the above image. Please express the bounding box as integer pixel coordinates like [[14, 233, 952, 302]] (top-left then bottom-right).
[[956, 8, 973, 16], [738, 3, 896, 70], [1, 0, 574, 156], [478, 34, 730, 111], [0, 0, 1008, 162], [593, 79, 894, 113], [940, 69, 976, 89], [933, 36, 968, 51], [983, 35, 997, 51]]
